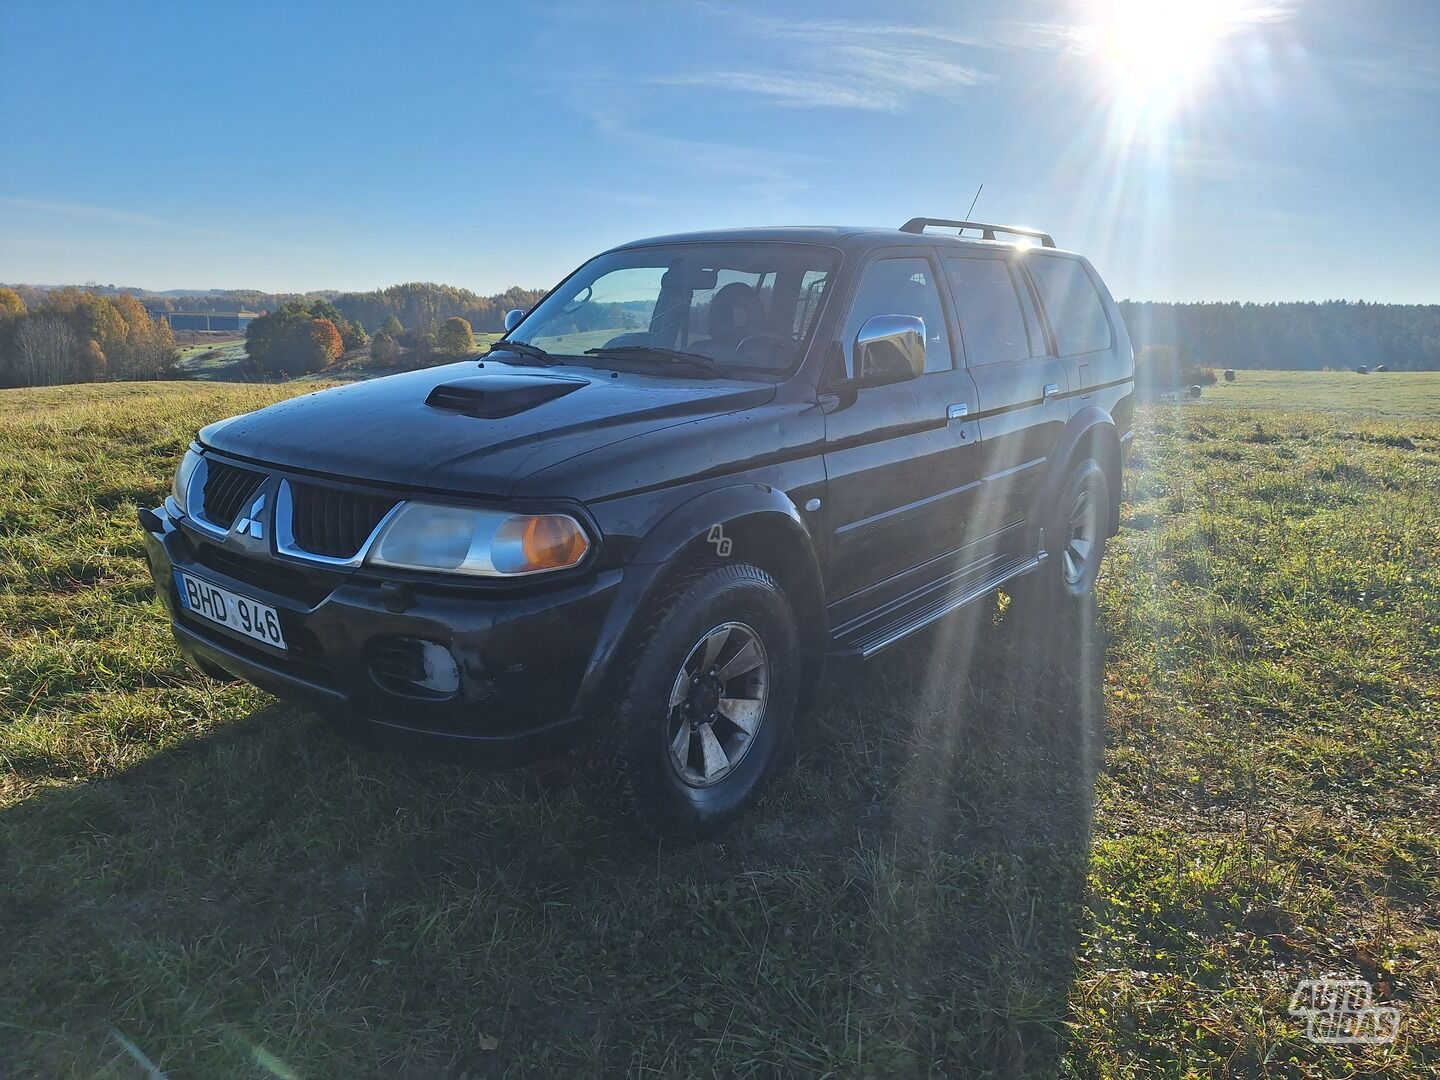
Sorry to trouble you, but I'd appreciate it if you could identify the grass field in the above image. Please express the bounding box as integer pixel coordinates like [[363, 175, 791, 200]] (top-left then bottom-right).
[[172, 339, 251, 380], [169, 333, 506, 384], [1194, 368, 1440, 419], [2, 372, 1437, 1076]]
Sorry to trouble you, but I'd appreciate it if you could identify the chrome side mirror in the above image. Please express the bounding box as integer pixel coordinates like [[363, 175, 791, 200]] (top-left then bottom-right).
[[854, 314, 925, 385], [503, 308, 525, 333]]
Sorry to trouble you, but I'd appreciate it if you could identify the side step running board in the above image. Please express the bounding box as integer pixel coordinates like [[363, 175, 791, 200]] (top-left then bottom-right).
[[833, 555, 1041, 659]]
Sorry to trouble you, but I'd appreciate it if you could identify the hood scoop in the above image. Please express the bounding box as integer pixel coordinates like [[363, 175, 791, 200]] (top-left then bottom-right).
[[425, 372, 588, 419]]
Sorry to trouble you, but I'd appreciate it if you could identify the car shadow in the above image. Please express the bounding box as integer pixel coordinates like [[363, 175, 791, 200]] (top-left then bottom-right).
[[2, 593, 1105, 1077]]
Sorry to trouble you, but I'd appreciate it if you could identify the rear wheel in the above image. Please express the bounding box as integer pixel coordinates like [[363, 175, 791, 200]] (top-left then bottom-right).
[[592, 563, 799, 839], [1012, 458, 1110, 608]]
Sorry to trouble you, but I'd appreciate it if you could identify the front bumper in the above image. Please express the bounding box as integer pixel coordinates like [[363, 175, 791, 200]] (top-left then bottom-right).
[[139, 502, 621, 765]]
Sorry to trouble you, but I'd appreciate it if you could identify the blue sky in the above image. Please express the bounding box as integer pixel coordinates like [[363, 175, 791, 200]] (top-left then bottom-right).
[[2, 0, 1437, 302]]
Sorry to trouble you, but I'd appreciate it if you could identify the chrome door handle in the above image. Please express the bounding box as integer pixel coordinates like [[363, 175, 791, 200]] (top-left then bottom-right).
[[1043, 383, 1060, 398], [946, 402, 969, 420]]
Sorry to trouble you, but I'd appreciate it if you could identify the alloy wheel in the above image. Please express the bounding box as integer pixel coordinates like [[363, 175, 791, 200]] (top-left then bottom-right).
[[1062, 486, 1098, 586], [665, 621, 769, 787]]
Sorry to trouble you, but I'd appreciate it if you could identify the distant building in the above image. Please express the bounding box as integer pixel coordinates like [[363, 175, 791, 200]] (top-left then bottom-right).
[[147, 310, 260, 332]]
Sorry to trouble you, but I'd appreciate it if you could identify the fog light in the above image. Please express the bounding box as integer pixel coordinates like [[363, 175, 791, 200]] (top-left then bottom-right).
[[416, 641, 461, 693], [368, 636, 461, 696]]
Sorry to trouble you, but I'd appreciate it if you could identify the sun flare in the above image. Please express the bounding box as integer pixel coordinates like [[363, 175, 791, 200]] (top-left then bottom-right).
[[1080, 0, 1253, 111]]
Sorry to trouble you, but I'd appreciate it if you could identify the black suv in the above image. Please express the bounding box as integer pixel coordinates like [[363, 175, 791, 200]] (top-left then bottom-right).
[[140, 219, 1133, 837]]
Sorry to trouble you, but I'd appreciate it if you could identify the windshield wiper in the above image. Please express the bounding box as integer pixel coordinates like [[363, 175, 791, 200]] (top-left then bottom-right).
[[485, 340, 554, 366], [584, 345, 719, 374]]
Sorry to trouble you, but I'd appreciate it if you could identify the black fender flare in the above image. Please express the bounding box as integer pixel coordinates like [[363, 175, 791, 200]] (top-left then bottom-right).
[[570, 484, 824, 716], [1031, 408, 1123, 542]]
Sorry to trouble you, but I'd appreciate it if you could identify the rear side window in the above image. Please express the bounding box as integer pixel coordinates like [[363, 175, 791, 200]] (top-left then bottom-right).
[[941, 256, 1030, 366], [842, 257, 953, 375], [1026, 255, 1113, 356]]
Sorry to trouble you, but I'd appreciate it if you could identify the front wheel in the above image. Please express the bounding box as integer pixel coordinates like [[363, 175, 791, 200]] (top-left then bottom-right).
[[592, 563, 800, 840]]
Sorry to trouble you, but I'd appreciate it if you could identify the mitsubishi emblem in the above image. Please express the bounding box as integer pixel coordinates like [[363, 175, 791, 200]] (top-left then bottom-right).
[[233, 492, 267, 540]]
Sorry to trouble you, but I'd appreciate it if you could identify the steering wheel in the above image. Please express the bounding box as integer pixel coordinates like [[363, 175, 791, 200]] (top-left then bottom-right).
[[736, 334, 789, 362], [560, 285, 593, 315]]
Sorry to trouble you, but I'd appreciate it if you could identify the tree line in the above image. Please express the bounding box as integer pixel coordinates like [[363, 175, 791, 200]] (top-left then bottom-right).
[[5, 282, 546, 333], [1117, 300, 1440, 372], [243, 297, 483, 377], [327, 283, 544, 335], [7, 284, 1439, 389], [0, 288, 177, 388]]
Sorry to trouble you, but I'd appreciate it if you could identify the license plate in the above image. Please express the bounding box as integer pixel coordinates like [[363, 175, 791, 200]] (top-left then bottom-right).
[[175, 571, 287, 651]]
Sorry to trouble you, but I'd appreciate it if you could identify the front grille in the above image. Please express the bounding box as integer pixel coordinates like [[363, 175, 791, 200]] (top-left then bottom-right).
[[202, 460, 264, 529], [289, 481, 399, 559], [193, 542, 340, 608]]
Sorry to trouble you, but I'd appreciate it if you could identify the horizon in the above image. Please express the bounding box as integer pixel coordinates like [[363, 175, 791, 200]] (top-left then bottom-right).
[[2, 1, 1437, 304], [7, 278, 1440, 309]]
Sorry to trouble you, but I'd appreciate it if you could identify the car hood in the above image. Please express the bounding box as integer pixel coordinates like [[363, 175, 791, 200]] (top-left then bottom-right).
[[199, 361, 776, 496]]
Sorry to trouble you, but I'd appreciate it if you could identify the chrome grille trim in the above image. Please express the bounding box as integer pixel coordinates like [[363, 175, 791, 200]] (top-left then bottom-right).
[[201, 460, 265, 529], [180, 454, 406, 569], [274, 479, 405, 569]]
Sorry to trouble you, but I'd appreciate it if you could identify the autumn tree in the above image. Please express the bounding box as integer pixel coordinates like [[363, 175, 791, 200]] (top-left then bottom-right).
[[0, 289, 174, 386], [0, 288, 24, 320], [246, 300, 343, 376], [310, 318, 343, 366], [438, 316, 475, 355], [9, 316, 85, 385]]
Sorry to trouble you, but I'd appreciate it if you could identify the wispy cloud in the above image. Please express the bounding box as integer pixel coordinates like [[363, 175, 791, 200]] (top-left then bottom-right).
[[575, 97, 816, 200], [0, 196, 241, 240], [650, 3, 1010, 111], [1331, 46, 1440, 93], [652, 71, 906, 111], [0, 196, 165, 227], [691, 2, 1067, 52]]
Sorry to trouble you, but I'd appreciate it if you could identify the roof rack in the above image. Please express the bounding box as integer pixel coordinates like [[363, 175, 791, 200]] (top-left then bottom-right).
[[899, 218, 1055, 248]]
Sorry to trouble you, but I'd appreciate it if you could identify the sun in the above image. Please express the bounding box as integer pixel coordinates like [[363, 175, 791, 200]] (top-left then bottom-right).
[[1078, 0, 1252, 113]]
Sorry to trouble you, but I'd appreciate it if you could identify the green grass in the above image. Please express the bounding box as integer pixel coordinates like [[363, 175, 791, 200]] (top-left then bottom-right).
[[169, 333, 505, 385], [1188, 368, 1440, 419], [2, 373, 1437, 1076], [173, 339, 251, 380]]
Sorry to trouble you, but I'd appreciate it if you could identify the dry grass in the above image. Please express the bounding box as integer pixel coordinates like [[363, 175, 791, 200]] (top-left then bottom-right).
[[2, 374, 1437, 1076]]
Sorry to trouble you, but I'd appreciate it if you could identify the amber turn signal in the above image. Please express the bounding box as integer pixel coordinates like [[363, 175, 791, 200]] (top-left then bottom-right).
[[514, 514, 589, 572]]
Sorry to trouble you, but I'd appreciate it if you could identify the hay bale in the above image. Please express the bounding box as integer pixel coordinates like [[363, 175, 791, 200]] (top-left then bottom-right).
[[1189, 384, 1203, 398], [1223, 369, 1235, 382]]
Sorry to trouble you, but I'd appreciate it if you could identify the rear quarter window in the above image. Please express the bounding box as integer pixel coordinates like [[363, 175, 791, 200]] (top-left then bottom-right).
[[1027, 255, 1113, 356]]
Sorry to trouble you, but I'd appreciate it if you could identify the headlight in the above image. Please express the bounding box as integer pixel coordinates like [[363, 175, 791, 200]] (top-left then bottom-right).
[[367, 503, 590, 577], [172, 447, 202, 513]]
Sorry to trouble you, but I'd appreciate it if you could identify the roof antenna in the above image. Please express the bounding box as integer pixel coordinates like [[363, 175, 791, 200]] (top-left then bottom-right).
[[965, 183, 983, 221]]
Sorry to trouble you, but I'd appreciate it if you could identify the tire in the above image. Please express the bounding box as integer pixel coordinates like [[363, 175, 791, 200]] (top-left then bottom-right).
[[1011, 458, 1111, 609], [590, 562, 800, 840]]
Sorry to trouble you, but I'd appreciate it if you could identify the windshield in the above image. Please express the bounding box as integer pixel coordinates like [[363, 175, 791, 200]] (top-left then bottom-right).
[[507, 242, 840, 375]]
